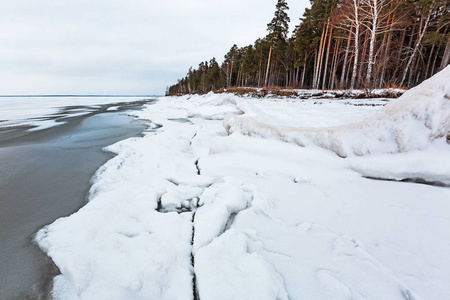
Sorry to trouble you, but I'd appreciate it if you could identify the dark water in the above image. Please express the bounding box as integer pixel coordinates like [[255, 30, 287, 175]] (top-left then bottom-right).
[[0, 99, 153, 299]]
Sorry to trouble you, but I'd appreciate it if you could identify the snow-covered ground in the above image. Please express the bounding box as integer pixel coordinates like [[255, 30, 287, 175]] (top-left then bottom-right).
[[32, 67, 450, 299]]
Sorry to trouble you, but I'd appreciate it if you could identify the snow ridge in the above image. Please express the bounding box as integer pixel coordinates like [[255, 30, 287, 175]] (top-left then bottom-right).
[[224, 66, 450, 157]]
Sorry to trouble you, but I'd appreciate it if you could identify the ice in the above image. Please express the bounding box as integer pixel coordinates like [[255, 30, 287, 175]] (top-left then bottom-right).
[[33, 67, 450, 299], [0, 96, 147, 131]]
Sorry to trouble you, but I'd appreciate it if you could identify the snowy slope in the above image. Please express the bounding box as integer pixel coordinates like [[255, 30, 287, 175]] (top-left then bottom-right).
[[225, 66, 450, 157], [36, 67, 450, 299]]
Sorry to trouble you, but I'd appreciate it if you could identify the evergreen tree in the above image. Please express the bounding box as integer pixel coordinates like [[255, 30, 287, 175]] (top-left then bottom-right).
[[265, 0, 290, 86], [223, 45, 239, 87], [267, 0, 290, 43]]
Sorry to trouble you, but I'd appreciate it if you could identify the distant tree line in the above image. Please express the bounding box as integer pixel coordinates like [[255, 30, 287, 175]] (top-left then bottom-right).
[[167, 0, 450, 95]]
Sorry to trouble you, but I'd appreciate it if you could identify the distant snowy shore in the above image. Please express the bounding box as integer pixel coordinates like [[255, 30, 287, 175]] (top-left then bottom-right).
[[35, 66, 450, 299]]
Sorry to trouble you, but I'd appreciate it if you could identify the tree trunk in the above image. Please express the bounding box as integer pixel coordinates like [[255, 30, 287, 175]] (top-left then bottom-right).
[[330, 39, 340, 90], [229, 53, 235, 87], [312, 49, 318, 87], [392, 27, 407, 83], [358, 28, 370, 85], [440, 36, 450, 70], [322, 25, 334, 90], [264, 46, 273, 87], [340, 23, 353, 89], [379, 13, 395, 87], [351, 0, 360, 90], [257, 49, 262, 87], [400, 1, 434, 87], [301, 55, 307, 88], [377, 0, 395, 87], [411, 42, 424, 86], [365, 0, 380, 87], [314, 21, 328, 88], [317, 20, 330, 89]]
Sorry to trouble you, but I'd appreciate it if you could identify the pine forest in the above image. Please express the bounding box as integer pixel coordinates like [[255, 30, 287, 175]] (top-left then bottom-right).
[[167, 0, 450, 95]]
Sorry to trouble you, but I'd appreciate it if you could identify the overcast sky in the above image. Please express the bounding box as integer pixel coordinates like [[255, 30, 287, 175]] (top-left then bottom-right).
[[0, 0, 310, 95]]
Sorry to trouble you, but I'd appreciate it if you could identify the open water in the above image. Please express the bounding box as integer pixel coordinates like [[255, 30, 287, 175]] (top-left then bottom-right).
[[0, 98, 154, 299]]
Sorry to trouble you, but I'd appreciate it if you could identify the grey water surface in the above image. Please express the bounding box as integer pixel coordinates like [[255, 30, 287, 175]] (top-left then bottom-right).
[[0, 99, 154, 299]]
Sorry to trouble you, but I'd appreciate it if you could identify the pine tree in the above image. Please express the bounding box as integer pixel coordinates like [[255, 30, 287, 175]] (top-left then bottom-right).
[[265, 0, 290, 86], [267, 0, 290, 43]]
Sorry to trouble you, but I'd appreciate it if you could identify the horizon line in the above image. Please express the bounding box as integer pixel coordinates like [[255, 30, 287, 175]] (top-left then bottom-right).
[[0, 94, 162, 98]]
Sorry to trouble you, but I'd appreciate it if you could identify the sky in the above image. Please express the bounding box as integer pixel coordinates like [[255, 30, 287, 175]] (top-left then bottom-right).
[[0, 0, 310, 95]]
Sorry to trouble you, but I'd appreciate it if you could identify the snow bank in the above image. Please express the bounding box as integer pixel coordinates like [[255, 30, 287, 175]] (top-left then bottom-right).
[[224, 66, 450, 157], [348, 139, 450, 186], [170, 92, 242, 120], [35, 104, 205, 299]]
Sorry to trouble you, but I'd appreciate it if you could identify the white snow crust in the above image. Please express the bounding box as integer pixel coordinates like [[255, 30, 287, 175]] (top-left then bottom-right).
[[225, 66, 450, 157], [35, 67, 450, 300]]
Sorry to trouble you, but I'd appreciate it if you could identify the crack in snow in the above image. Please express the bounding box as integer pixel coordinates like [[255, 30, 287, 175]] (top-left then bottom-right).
[[194, 159, 201, 176], [191, 212, 200, 300], [190, 131, 198, 147], [363, 176, 450, 188]]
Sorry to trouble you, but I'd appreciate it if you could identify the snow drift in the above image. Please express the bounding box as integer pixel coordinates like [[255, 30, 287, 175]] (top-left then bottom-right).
[[224, 66, 450, 157]]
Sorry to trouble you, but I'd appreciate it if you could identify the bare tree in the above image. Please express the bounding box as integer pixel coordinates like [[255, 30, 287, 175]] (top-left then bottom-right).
[[400, 0, 436, 87], [360, 0, 392, 87], [440, 36, 450, 70], [340, 23, 353, 89], [350, 0, 361, 90]]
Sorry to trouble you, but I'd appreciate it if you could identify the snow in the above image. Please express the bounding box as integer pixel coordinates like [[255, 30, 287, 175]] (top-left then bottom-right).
[[31, 66, 450, 299], [225, 67, 450, 157]]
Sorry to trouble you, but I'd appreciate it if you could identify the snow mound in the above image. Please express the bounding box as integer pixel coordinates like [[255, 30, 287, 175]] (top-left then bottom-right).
[[160, 92, 242, 120], [224, 66, 450, 157]]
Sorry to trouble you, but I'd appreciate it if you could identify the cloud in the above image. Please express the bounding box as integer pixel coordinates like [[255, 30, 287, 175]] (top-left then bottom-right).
[[0, 0, 309, 95]]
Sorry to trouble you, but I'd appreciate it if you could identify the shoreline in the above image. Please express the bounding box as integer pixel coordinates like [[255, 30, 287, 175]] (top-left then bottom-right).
[[167, 87, 406, 99], [0, 99, 153, 299]]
